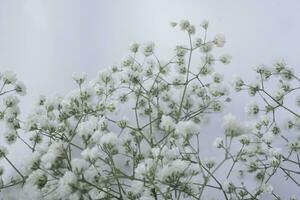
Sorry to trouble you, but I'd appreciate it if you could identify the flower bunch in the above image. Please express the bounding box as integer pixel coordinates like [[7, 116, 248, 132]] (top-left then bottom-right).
[[0, 20, 299, 200]]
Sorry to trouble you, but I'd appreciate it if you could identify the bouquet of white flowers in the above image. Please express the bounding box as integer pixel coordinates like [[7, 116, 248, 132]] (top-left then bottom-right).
[[0, 20, 299, 200]]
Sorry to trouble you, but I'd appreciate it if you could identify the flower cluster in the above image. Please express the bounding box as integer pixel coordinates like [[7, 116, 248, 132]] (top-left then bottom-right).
[[0, 21, 299, 200]]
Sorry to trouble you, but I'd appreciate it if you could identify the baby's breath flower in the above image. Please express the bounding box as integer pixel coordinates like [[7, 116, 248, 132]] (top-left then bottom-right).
[[233, 77, 244, 91], [15, 81, 26, 96], [199, 65, 214, 76], [117, 118, 128, 129], [4, 129, 17, 145], [71, 158, 88, 175], [223, 113, 244, 137], [187, 25, 196, 35], [194, 37, 203, 47], [262, 131, 275, 144], [200, 42, 213, 53], [239, 134, 251, 145], [212, 73, 223, 83], [129, 42, 140, 53], [202, 54, 215, 66], [143, 43, 155, 57], [213, 137, 223, 148], [214, 34, 226, 47], [72, 72, 87, 85], [200, 20, 209, 29], [219, 54, 231, 64], [2, 71, 17, 84], [222, 179, 235, 193], [58, 171, 78, 197], [248, 83, 260, 96], [160, 115, 175, 133], [245, 102, 259, 116], [27, 169, 48, 189], [179, 20, 190, 31], [273, 59, 286, 72], [290, 141, 300, 152], [175, 120, 199, 137], [3, 95, 19, 107], [281, 67, 294, 80], [1, 20, 297, 200], [203, 157, 216, 169]]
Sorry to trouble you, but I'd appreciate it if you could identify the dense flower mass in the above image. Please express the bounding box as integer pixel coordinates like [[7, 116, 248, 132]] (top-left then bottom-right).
[[0, 20, 300, 200]]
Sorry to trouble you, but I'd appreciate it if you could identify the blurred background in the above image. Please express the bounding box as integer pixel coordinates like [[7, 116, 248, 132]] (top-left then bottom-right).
[[0, 0, 300, 198]]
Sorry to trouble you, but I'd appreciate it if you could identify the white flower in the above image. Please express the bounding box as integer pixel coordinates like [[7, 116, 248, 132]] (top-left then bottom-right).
[[179, 20, 190, 31], [239, 134, 251, 145], [71, 158, 88, 174], [23, 151, 43, 174], [58, 171, 78, 197], [202, 54, 215, 67], [21, 184, 43, 200], [81, 147, 100, 163], [15, 81, 26, 96], [200, 42, 213, 53], [187, 25, 196, 35], [245, 102, 259, 116], [212, 73, 223, 83], [165, 147, 180, 160], [203, 157, 216, 168], [27, 169, 47, 189], [159, 159, 189, 181], [262, 131, 275, 144], [233, 77, 244, 91], [77, 116, 99, 142], [222, 179, 236, 193], [100, 132, 119, 146], [72, 72, 87, 85], [3, 95, 19, 107], [129, 42, 140, 53], [194, 37, 203, 47], [143, 43, 155, 57], [129, 180, 144, 195], [213, 137, 224, 148], [175, 120, 199, 137], [4, 129, 17, 144], [2, 71, 17, 84], [91, 130, 104, 144], [214, 34, 226, 47], [135, 159, 154, 178], [273, 59, 286, 72], [219, 54, 231, 64], [200, 20, 209, 29], [98, 69, 112, 83], [222, 113, 244, 137], [135, 162, 147, 178], [208, 83, 229, 97], [40, 142, 65, 169], [268, 147, 282, 157], [160, 115, 175, 132]]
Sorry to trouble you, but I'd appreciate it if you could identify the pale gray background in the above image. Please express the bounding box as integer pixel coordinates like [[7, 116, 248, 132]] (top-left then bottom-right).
[[0, 0, 300, 198]]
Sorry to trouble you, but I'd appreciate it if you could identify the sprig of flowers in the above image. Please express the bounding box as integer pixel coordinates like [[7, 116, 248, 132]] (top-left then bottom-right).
[[0, 21, 299, 200]]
